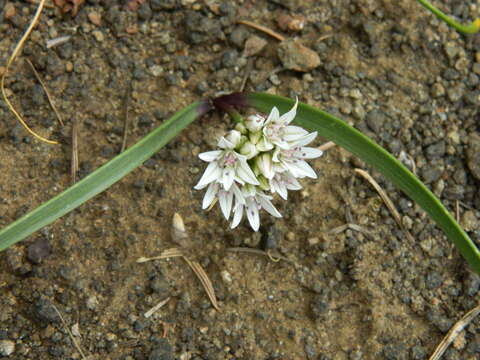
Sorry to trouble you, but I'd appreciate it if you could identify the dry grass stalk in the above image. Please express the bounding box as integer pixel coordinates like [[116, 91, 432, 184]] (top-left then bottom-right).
[[429, 304, 480, 360], [183, 257, 221, 311], [26, 58, 64, 126], [136, 248, 184, 263], [237, 20, 285, 41], [52, 304, 88, 360], [318, 141, 336, 152], [355, 168, 415, 243], [144, 297, 171, 318], [226, 247, 296, 265], [71, 119, 79, 183], [1, 0, 58, 144], [120, 80, 132, 153]]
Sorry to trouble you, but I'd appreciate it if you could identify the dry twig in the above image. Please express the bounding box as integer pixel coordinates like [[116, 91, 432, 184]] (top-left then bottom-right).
[[120, 80, 132, 153], [183, 257, 220, 311], [26, 59, 64, 126], [52, 304, 88, 360], [136, 248, 184, 263], [1, 0, 58, 144], [71, 119, 79, 183], [318, 141, 336, 152], [237, 20, 285, 41], [429, 304, 480, 360], [355, 169, 415, 243]]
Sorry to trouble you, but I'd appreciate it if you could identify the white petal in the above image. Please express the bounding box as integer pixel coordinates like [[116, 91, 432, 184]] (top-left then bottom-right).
[[202, 183, 218, 209], [257, 195, 282, 218], [279, 98, 298, 124], [265, 106, 280, 124], [277, 182, 288, 200], [194, 162, 221, 189], [230, 203, 244, 229], [218, 136, 234, 149], [246, 201, 260, 231], [288, 160, 317, 178], [297, 147, 323, 159], [236, 161, 260, 185], [219, 190, 233, 220], [222, 167, 235, 190], [283, 125, 308, 141], [291, 131, 317, 147], [273, 139, 291, 150], [232, 183, 246, 205], [198, 150, 222, 162], [285, 175, 302, 190]]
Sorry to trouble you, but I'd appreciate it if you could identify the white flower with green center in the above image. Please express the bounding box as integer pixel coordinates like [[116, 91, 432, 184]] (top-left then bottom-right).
[[194, 130, 259, 191], [256, 98, 310, 152], [230, 185, 282, 231], [269, 171, 302, 200], [272, 132, 323, 178]]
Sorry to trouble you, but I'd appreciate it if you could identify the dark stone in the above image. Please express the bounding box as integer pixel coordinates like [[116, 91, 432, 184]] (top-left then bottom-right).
[[464, 272, 480, 296], [425, 141, 446, 159], [421, 166, 443, 184], [365, 109, 386, 133], [34, 298, 60, 323], [151, 0, 177, 11], [133, 319, 150, 332], [221, 50, 239, 68], [426, 271, 442, 289], [27, 237, 52, 264], [310, 294, 329, 320], [137, 2, 152, 21], [148, 339, 173, 360]]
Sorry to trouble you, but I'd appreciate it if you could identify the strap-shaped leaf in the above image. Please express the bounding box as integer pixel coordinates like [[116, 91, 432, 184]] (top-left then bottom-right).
[[248, 92, 480, 274], [0, 101, 208, 251]]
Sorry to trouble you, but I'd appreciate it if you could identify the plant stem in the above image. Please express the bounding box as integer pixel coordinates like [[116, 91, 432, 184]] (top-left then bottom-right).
[[416, 0, 480, 34]]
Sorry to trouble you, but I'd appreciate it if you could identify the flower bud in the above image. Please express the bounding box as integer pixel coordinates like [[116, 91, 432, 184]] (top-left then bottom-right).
[[255, 153, 275, 179], [219, 130, 242, 149], [239, 141, 259, 159], [257, 175, 270, 191], [245, 114, 265, 132], [235, 122, 247, 135]]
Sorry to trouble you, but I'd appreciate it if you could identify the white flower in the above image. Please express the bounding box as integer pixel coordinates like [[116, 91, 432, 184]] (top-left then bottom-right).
[[272, 132, 323, 178], [194, 129, 261, 191], [200, 182, 245, 220], [269, 171, 302, 200], [230, 185, 282, 231], [220, 130, 242, 149], [256, 98, 310, 152]]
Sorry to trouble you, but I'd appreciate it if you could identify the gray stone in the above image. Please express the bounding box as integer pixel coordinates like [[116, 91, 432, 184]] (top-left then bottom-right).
[[278, 39, 320, 72], [466, 134, 480, 180]]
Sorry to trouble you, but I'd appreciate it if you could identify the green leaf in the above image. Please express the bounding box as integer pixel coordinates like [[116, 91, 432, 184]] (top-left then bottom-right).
[[0, 101, 208, 251], [416, 0, 480, 34], [248, 92, 480, 274]]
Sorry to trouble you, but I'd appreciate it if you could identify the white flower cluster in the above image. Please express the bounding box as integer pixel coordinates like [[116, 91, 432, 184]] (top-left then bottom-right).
[[194, 99, 323, 231]]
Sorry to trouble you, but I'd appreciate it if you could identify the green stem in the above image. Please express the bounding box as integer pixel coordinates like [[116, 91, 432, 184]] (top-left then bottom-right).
[[416, 0, 480, 34]]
